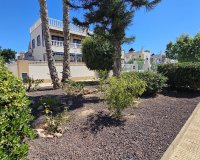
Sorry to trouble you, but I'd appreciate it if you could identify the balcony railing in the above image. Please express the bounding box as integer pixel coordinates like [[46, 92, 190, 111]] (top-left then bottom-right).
[[52, 40, 63, 47], [51, 40, 81, 49], [48, 18, 87, 34], [30, 18, 92, 34]]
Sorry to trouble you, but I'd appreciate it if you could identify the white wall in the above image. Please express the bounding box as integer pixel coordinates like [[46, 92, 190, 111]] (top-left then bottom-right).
[[28, 62, 95, 80], [30, 24, 46, 61], [5, 62, 18, 77]]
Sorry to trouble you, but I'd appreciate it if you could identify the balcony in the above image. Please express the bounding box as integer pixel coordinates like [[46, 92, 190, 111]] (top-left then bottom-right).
[[30, 18, 92, 35], [51, 40, 82, 53]]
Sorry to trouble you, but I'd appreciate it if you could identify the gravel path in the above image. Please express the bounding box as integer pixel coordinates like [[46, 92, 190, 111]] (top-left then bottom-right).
[[28, 90, 200, 160]]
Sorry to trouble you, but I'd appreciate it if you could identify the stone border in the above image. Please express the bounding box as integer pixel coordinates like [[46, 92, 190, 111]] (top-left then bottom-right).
[[161, 102, 200, 160]]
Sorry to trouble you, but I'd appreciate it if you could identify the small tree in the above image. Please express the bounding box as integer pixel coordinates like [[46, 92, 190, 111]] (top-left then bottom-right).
[[0, 48, 16, 63], [82, 36, 113, 71]]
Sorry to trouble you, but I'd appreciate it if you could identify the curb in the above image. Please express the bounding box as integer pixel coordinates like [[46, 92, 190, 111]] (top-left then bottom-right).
[[161, 102, 200, 160]]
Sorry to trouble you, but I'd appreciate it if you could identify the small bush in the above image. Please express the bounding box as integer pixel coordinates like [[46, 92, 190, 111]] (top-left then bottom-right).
[[64, 80, 85, 96], [104, 74, 146, 119], [0, 60, 34, 159], [24, 76, 44, 92], [157, 63, 200, 90], [135, 71, 167, 96]]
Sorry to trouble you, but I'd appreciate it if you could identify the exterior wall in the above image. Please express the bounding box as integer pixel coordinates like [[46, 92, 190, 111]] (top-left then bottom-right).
[[17, 60, 29, 77], [5, 62, 18, 77], [30, 18, 89, 62], [29, 62, 96, 82], [6, 61, 96, 82], [30, 24, 46, 61]]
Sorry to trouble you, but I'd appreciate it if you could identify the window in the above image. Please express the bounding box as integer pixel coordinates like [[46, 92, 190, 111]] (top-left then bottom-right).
[[21, 73, 28, 83], [42, 30, 45, 47], [73, 39, 81, 44], [37, 35, 41, 46], [52, 35, 64, 41], [32, 39, 35, 49]]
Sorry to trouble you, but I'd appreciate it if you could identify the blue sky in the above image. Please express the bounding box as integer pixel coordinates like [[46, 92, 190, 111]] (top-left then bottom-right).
[[0, 0, 200, 54]]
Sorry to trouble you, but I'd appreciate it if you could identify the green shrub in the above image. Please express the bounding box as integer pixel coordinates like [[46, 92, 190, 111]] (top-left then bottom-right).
[[0, 60, 34, 159], [104, 74, 146, 119], [157, 63, 200, 90], [64, 80, 85, 96], [24, 76, 44, 92], [135, 71, 167, 96]]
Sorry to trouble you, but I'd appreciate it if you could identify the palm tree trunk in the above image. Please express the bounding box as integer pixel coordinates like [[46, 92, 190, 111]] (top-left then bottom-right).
[[113, 41, 121, 77], [62, 0, 70, 82], [38, 0, 60, 89]]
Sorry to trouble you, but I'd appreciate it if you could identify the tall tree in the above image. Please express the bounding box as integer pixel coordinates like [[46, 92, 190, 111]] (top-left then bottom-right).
[[38, 0, 60, 89], [71, 0, 161, 77], [62, 0, 71, 82], [0, 48, 16, 63], [166, 33, 200, 62]]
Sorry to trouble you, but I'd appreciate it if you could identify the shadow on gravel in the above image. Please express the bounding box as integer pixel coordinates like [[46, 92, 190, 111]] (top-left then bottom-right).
[[161, 90, 200, 99], [29, 94, 101, 118], [81, 111, 126, 134]]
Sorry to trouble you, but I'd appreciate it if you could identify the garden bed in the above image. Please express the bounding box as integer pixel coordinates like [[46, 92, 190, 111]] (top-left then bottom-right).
[[28, 89, 200, 160]]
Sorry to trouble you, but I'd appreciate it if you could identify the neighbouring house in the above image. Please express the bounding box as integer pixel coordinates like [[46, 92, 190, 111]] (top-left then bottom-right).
[[29, 17, 91, 62], [123, 48, 151, 71], [150, 53, 167, 64], [5, 18, 126, 82]]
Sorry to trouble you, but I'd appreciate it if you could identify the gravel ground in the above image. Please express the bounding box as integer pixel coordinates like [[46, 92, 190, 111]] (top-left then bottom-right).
[[28, 90, 200, 160]]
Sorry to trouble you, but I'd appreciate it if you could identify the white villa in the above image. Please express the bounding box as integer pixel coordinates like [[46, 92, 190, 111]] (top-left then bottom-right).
[[28, 18, 90, 62]]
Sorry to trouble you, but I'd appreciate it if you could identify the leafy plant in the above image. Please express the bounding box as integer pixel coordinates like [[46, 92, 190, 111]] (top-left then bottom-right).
[[0, 48, 16, 63], [135, 71, 167, 96], [104, 74, 146, 119], [35, 97, 70, 133], [45, 109, 70, 134], [0, 59, 34, 159], [157, 63, 200, 90], [24, 76, 44, 92], [34, 97, 65, 116], [166, 33, 200, 62], [82, 36, 113, 71], [64, 80, 85, 96]]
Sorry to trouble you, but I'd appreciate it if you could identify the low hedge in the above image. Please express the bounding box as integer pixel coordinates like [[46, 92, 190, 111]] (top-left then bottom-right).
[[135, 71, 167, 96], [0, 60, 34, 159], [122, 71, 167, 96], [157, 63, 200, 90]]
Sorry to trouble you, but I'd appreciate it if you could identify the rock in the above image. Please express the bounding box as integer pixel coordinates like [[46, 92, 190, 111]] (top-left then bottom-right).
[[54, 132, 63, 138], [46, 135, 54, 138], [37, 105, 44, 111], [34, 129, 46, 138], [32, 115, 47, 129], [57, 127, 64, 134]]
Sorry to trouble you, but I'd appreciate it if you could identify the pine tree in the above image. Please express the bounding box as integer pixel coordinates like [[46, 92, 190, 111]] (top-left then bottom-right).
[[71, 0, 161, 77]]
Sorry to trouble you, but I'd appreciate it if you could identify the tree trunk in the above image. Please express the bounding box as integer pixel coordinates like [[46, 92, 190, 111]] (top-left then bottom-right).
[[112, 41, 121, 77], [38, 0, 60, 89], [62, 0, 70, 82]]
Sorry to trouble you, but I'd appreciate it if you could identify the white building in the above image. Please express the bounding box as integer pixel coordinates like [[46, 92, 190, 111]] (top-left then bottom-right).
[[29, 18, 90, 62]]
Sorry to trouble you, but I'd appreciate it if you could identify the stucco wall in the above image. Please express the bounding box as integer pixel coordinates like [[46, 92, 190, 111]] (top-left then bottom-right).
[[5, 62, 18, 77], [28, 62, 95, 81]]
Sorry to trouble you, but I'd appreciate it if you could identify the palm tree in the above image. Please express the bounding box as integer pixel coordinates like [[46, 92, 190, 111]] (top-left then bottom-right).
[[38, 0, 60, 89], [62, 0, 70, 82]]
